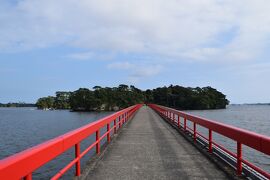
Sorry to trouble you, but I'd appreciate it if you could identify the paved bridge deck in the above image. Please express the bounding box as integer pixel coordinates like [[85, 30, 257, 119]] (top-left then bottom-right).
[[83, 106, 228, 179]]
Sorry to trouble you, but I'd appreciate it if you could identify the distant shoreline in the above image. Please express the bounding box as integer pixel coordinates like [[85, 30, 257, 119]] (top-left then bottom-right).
[[230, 103, 270, 106], [1, 103, 269, 110], [0, 103, 36, 108]]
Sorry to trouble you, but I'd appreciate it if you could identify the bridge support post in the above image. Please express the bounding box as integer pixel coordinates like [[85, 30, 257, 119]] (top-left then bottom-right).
[[114, 119, 116, 134], [237, 142, 242, 176], [75, 143, 81, 176], [208, 130, 212, 153], [178, 115, 180, 128], [96, 130, 100, 154], [107, 123, 110, 143], [193, 122, 197, 143], [119, 116, 122, 128], [184, 118, 187, 131]]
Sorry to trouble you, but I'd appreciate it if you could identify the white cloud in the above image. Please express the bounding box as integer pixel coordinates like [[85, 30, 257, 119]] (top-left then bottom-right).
[[67, 51, 114, 60], [107, 62, 163, 82], [107, 62, 134, 70], [1, 0, 270, 62], [67, 52, 95, 60], [131, 65, 163, 77]]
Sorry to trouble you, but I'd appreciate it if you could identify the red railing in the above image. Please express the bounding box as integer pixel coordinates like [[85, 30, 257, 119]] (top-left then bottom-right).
[[148, 104, 270, 179], [0, 104, 142, 180]]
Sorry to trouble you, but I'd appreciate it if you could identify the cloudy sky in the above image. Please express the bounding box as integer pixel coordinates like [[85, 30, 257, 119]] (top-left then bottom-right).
[[1, 0, 270, 103]]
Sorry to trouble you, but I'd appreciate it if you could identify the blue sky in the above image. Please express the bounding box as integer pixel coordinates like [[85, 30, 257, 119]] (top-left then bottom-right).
[[1, 0, 270, 104]]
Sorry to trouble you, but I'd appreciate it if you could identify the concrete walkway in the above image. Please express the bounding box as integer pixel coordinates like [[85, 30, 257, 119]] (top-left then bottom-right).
[[84, 106, 228, 180]]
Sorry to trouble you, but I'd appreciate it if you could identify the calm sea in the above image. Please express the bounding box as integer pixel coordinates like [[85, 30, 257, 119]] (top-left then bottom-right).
[[0, 105, 269, 178], [0, 108, 114, 179], [185, 104, 270, 173]]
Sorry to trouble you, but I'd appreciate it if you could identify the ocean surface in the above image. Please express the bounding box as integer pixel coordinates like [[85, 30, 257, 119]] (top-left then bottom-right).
[[0, 105, 269, 179], [185, 105, 270, 173], [0, 108, 114, 179]]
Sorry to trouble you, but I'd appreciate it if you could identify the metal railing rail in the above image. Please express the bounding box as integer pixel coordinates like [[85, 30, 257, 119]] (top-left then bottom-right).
[[0, 104, 143, 180], [148, 104, 270, 179]]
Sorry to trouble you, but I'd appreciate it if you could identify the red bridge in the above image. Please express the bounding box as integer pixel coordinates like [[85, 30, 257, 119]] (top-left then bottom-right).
[[0, 104, 269, 179]]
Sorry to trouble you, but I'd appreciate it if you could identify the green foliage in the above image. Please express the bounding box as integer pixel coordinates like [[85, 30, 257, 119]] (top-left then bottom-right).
[[36, 96, 55, 109], [55, 91, 71, 109], [35, 84, 229, 111], [147, 85, 229, 110], [70, 88, 99, 111], [70, 85, 145, 111]]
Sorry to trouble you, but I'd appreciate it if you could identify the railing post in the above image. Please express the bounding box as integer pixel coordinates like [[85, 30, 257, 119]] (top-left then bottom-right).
[[237, 142, 242, 175], [24, 174, 32, 180], [75, 143, 81, 176], [96, 129, 100, 154], [184, 118, 187, 131], [119, 116, 121, 128], [114, 119, 116, 134], [107, 123, 110, 143], [193, 122, 197, 142], [178, 115, 180, 128], [209, 129, 212, 153]]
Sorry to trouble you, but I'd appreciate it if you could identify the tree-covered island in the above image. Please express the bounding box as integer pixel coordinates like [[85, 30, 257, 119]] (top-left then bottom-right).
[[36, 85, 229, 111]]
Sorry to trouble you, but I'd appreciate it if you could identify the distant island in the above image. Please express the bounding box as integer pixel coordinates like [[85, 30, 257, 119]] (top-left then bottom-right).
[[0, 102, 36, 107], [36, 84, 229, 111]]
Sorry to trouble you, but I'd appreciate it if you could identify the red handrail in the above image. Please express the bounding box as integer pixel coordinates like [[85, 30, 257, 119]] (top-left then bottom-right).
[[0, 104, 143, 180], [148, 104, 270, 179]]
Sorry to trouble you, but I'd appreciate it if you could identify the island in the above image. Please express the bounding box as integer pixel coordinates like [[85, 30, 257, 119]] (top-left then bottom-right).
[[36, 84, 229, 111]]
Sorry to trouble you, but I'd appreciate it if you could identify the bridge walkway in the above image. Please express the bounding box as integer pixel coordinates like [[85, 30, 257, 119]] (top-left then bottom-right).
[[83, 106, 228, 179]]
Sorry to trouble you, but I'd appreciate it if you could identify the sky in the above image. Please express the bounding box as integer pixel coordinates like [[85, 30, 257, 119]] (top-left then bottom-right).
[[1, 0, 270, 104]]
